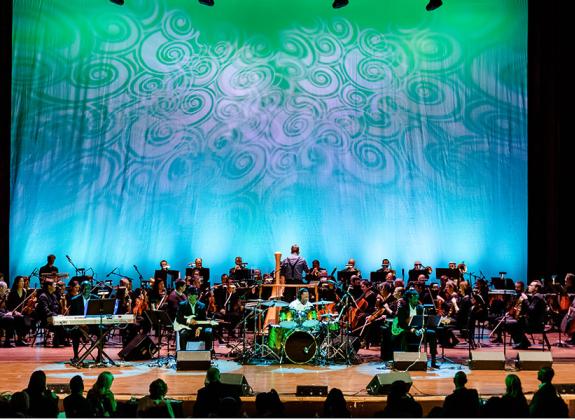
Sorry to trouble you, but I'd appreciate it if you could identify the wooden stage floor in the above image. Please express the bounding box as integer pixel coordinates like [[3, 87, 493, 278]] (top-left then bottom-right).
[[2, 333, 575, 416]]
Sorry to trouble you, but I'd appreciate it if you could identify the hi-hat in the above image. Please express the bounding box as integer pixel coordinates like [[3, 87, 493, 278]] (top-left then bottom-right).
[[314, 300, 334, 305]]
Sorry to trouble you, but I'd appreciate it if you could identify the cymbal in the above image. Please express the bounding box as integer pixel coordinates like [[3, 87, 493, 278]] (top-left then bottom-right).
[[320, 313, 338, 318], [261, 300, 289, 307], [313, 300, 334, 305]]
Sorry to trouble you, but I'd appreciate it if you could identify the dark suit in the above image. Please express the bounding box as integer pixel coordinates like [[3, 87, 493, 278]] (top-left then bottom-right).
[[393, 302, 437, 360], [529, 383, 568, 417], [36, 291, 66, 346], [508, 293, 547, 347], [193, 381, 238, 417], [442, 387, 480, 417], [176, 300, 213, 350]]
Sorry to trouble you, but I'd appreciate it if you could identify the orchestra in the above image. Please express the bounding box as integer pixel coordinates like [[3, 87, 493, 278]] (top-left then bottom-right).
[[1, 252, 573, 371]]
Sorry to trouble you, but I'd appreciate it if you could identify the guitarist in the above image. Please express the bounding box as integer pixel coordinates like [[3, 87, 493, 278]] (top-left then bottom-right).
[[175, 287, 213, 351], [393, 289, 439, 369]]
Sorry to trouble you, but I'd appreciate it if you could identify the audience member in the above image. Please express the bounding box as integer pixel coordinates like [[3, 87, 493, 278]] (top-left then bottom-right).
[[3, 391, 30, 417], [63, 375, 93, 418], [374, 380, 422, 417], [218, 395, 242, 417], [499, 374, 528, 418], [86, 371, 117, 417], [529, 367, 568, 417], [481, 396, 504, 418], [441, 371, 480, 417], [137, 378, 174, 418], [194, 367, 240, 417], [323, 388, 350, 418], [255, 389, 284, 417], [22, 370, 59, 418]]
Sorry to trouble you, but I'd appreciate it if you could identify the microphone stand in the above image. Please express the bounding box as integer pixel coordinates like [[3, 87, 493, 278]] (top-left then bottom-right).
[[66, 255, 83, 277]]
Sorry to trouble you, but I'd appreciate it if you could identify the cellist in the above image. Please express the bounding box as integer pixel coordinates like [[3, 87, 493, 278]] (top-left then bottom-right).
[[349, 280, 377, 349]]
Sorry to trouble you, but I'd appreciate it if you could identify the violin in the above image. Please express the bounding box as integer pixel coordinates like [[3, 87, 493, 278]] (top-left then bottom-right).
[[132, 289, 148, 316], [21, 290, 38, 316]]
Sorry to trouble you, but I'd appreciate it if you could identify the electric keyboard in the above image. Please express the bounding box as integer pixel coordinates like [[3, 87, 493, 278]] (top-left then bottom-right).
[[48, 314, 135, 326]]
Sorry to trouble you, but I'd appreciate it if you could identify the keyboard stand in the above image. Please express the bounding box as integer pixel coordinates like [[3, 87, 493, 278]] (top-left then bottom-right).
[[73, 323, 116, 368]]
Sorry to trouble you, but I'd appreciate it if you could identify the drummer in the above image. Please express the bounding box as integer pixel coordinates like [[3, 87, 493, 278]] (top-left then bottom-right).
[[289, 288, 314, 313]]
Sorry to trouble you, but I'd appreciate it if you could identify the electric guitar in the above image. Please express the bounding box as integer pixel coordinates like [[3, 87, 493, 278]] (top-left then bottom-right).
[[173, 315, 220, 332], [390, 316, 425, 336]]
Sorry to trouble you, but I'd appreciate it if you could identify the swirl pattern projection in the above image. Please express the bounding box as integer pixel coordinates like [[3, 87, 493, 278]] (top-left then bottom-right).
[[10, 0, 527, 282]]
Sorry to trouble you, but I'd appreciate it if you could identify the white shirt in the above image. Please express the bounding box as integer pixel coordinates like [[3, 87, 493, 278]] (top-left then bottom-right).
[[289, 299, 313, 312]]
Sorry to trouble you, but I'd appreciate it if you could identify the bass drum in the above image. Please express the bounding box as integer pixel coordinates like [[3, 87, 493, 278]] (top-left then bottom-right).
[[283, 330, 317, 364]]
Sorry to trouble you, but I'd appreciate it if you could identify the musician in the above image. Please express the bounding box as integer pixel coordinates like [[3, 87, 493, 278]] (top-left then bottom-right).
[[167, 280, 188, 321], [176, 287, 213, 351], [306, 260, 326, 283], [281, 245, 309, 302], [6, 275, 33, 346], [447, 262, 462, 282], [0, 280, 17, 347], [376, 259, 392, 274], [214, 275, 241, 339], [39, 254, 59, 279], [564, 273, 575, 294], [149, 278, 167, 310], [113, 278, 133, 315], [36, 279, 67, 347], [68, 281, 99, 363], [355, 280, 378, 348], [289, 288, 313, 313], [188, 258, 210, 289], [393, 289, 439, 368], [349, 275, 363, 300], [408, 261, 430, 284], [507, 280, 547, 349]]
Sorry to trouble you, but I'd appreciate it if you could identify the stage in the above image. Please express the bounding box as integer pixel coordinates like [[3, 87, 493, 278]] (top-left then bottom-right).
[[2, 333, 575, 417]]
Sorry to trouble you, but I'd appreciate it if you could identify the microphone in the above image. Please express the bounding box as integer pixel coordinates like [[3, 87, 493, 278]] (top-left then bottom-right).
[[303, 346, 309, 354], [66, 255, 72, 262], [106, 267, 118, 277], [240, 262, 248, 266]]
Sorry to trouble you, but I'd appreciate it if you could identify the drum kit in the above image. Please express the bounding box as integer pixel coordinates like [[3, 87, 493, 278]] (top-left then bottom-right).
[[232, 298, 359, 365]]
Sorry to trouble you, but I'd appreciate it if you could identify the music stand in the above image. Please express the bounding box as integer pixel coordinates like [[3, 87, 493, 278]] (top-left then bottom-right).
[[186, 267, 210, 282], [492, 277, 514, 290], [337, 270, 357, 287], [154, 270, 180, 288], [230, 269, 251, 283], [370, 271, 386, 284]]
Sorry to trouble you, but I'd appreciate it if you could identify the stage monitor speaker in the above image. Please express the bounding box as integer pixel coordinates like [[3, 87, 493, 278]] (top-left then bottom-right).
[[516, 351, 553, 370], [393, 352, 427, 371], [176, 350, 211, 370], [220, 373, 253, 397], [118, 333, 158, 361], [367, 372, 413, 395], [469, 351, 505, 370], [555, 384, 575, 394], [296, 385, 328, 396]]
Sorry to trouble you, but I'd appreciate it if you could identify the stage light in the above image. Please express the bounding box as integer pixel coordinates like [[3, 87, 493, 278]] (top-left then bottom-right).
[[333, 0, 349, 9], [426, 0, 443, 11], [199, 0, 215, 6], [110, 0, 124, 5]]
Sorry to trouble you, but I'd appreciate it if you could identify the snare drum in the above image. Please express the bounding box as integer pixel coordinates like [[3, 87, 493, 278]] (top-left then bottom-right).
[[279, 308, 297, 329]]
